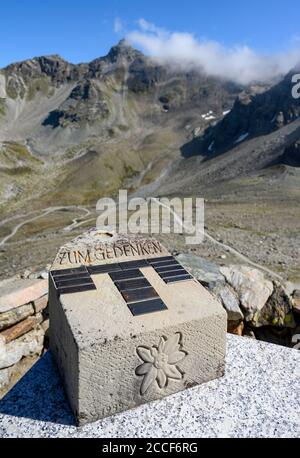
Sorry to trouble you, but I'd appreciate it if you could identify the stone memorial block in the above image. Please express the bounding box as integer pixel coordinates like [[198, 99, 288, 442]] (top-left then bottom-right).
[[49, 229, 227, 425]]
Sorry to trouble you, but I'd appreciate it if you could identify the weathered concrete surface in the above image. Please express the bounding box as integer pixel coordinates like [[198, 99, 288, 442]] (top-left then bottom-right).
[[0, 278, 48, 314], [49, 230, 227, 425], [0, 334, 299, 438]]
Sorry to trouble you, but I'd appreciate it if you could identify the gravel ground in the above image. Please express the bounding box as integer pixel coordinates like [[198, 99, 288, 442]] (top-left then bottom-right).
[[0, 194, 299, 283]]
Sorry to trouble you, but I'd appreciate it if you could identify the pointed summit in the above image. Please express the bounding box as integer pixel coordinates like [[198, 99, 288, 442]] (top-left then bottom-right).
[[106, 39, 142, 63], [116, 38, 130, 48]]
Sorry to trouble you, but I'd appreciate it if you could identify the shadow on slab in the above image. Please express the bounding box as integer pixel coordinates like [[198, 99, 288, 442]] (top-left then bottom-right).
[[0, 351, 75, 426]]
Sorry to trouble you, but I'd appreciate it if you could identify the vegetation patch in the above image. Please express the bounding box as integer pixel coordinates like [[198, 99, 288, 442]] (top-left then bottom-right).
[[123, 163, 138, 179], [0, 142, 42, 169], [5, 80, 18, 99], [26, 77, 50, 101], [117, 124, 130, 132], [0, 98, 6, 116], [0, 166, 32, 176]]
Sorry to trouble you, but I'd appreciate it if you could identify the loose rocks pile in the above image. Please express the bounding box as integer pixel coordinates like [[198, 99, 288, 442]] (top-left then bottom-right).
[[177, 254, 300, 345]]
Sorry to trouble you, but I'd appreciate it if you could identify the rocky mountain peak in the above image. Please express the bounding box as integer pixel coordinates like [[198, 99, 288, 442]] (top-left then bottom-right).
[[35, 54, 73, 77], [188, 70, 300, 156], [2, 53, 76, 89], [105, 39, 142, 63], [3, 53, 69, 73]]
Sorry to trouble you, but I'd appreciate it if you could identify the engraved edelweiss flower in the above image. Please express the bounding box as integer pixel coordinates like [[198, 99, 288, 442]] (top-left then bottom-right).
[[136, 333, 186, 395]]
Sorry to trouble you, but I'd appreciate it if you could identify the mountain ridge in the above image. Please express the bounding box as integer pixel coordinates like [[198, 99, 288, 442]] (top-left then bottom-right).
[[0, 41, 299, 216], [0, 43, 300, 284], [0, 39, 141, 70]]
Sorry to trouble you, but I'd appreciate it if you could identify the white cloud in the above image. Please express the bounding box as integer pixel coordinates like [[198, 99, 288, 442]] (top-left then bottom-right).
[[136, 18, 165, 35], [114, 17, 123, 34], [126, 19, 300, 84]]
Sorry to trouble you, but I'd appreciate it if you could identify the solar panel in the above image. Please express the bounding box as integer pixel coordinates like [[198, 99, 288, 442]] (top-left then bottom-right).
[[51, 266, 88, 277], [57, 283, 96, 295], [88, 263, 122, 274], [159, 269, 188, 279], [127, 298, 168, 316], [54, 277, 94, 288], [51, 266, 96, 295], [147, 256, 175, 264], [120, 260, 149, 270], [148, 256, 193, 284], [50, 255, 192, 309], [155, 265, 183, 273], [165, 275, 193, 283], [108, 260, 168, 316], [51, 272, 91, 282], [115, 278, 151, 291], [121, 287, 159, 304], [109, 269, 143, 282]]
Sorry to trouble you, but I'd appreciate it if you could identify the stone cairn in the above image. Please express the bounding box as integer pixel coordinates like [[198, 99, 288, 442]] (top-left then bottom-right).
[[0, 276, 49, 393]]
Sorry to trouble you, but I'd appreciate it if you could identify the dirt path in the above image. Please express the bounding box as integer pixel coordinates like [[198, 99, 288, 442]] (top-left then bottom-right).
[[63, 207, 92, 232], [1, 198, 285, 283], [0, 206, 92, 247]]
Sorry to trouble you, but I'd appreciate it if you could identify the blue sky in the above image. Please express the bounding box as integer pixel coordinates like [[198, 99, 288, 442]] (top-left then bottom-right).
[[1, 0, 299, 68]]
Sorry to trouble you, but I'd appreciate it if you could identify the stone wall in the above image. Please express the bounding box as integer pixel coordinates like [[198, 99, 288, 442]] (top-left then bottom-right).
[[0, 277, 49, 394]]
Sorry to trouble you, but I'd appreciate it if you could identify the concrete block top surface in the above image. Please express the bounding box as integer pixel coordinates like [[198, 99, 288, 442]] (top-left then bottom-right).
[[50, 230, 225, 348]]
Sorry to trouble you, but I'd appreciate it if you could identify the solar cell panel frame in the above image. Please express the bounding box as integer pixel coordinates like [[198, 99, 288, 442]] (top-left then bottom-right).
[[164, 275, 193, 283], [88, 263, 122, 274], [109, 269, 144, 282], [151, 260, 180, 268], [51, 273, 91, 282], [50, 254, 191, 310], [148, 256, 175, 265], [159, 268, 187, 278], [54, 277, 95, 288], [121, 287, 159, 304], [127, 298, 168, 316], [155, 265, 184, 273], [120, 260, 149, 270], [57, 283, 97, 295], [115, 278, 151, 291], [51, 266, 88, 277]]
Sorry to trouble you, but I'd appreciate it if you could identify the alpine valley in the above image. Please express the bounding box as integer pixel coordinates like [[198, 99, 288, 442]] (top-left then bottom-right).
[[0, 40, 299, 282]]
